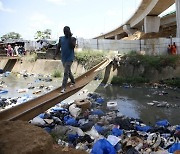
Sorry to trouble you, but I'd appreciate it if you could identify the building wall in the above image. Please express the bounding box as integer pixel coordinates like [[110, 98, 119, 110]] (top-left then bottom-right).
[[77, 38, 180, 55]]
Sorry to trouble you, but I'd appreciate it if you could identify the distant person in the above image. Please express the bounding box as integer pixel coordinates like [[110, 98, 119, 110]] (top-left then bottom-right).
[[167, 44, 171, 55], [171, 42, 177, 55], [6, 44, 13, 56], [54, 26, 76, 93], [14, 44, 19, 56]]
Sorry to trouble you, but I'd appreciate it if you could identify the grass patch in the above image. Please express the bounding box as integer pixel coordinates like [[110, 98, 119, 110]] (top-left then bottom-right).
[[75, 50, 106, 70], [23, 53, 38, 62], [52, 69, 62, 78], [111, 76, 149, 85]]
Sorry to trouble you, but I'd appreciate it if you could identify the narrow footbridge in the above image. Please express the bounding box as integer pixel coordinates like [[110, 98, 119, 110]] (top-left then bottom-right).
[[0, 59, 111, 121]]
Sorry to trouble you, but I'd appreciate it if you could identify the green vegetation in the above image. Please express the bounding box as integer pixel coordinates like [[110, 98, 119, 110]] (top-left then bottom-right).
[[24, 53, 38, 62], [1, 32, 21, 41], [75, 50, 106, 70], [52, 69, 62, 78], [124, 52, 180, 71], [111, 76, 149, 85], [162, 78, 180, 88]]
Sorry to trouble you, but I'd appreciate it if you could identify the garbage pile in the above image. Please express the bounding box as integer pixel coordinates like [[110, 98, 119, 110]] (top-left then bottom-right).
[[0, 71, 54, 111], [30, 92, 180, 154]]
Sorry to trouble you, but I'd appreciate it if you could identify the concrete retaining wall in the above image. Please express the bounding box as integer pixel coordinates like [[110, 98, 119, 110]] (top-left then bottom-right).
[[0, 59, 85, 75], [78, 38, 180, 55]]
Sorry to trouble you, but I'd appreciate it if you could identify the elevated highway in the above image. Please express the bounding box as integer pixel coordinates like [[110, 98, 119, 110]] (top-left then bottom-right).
[[95, 0, 176, 39]]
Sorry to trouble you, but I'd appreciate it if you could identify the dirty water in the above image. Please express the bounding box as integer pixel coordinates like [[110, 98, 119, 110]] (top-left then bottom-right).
[[0, 73, 180, 125]]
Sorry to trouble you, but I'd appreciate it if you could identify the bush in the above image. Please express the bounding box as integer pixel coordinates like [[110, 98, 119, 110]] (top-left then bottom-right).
[[162, 78, 180, 87], [124, 53, 180, 71], [24, 53, 38, 62], [111, 76, 149, 85], [75, 50, 106, 70], [52, 70, 62, 78]]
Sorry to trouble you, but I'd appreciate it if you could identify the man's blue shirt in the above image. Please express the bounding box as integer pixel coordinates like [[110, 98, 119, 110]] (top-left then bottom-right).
[[60, 36, 74, 63]]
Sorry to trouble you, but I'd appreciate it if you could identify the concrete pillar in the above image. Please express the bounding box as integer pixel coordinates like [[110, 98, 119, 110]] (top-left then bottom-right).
[[123, 25, 136, 36], [176, 0, 180, 38], [115, 34, 121, 40], [144, 16, 160, 33]]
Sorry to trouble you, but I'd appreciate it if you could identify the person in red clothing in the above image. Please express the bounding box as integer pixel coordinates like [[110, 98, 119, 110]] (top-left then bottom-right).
[[171, 42, 177, 55]]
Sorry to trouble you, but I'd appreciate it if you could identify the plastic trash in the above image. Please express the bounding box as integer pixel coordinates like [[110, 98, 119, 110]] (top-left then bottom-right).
[[86, 126, 102, 140], [0, 69, 3, 74], [30, 117, 46, 126], [176, 125, 180, 131], [80, 121, 94, 132], [111, 128, 123, 137], [91, 109, 105, 117], [168, 143, 180, 153], [68, 134, 79, 143], [156, 119, 169, 127], [17, 88, 28, 93], [107, 101, 117, 110], [0, 90, 8, 94], [64, 115, 78, 126], [94, 124, 105, 134], [135, 125, 152, 132], [4, 71, 11, 77], [68, 126, 85, 136], [147, 133, 161, 148], [91, 139, 116, 154], [107, 135, 121, 146], [96, 97, 105, 104], [69, 104, 81, 118]]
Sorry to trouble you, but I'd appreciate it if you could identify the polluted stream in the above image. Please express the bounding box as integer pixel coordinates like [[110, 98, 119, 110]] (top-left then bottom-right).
[[0, 72, 180, 125], [1, 72, 180, 153]]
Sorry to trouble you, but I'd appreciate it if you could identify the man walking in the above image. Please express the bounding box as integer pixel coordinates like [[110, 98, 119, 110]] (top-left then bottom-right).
[[54, 26, 76, 93]]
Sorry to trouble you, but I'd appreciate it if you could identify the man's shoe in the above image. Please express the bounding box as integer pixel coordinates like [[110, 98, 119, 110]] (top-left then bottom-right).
[[60, 88, 66, 93], [70, 83, 75, 88]]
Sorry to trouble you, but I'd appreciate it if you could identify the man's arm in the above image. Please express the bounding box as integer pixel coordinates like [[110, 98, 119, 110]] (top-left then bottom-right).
[[70, 37, 76, 49], [54, 40, 61, 59]]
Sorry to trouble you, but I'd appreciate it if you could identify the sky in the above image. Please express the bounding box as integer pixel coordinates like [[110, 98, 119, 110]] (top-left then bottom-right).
[[0, 0, 176, 40]]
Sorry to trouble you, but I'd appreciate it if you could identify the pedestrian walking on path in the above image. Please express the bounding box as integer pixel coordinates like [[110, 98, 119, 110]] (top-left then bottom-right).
[[54, 26, 76, 93]]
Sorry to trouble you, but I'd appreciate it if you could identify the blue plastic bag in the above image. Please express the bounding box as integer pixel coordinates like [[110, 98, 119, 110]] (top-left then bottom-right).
[[91, 109, 105, 116], [94, 124, 105, 134], [156, 119, 169, 127], [111, 128, 123, 137], [91, 139, 116, 154], [135, 125, 152, 132], [96, 98, 105, 104], [0, 90, 8, 94], [68, 134, 79, 143], [168, 143, 180, 153], [176, 125, 180, 131], [64, 115, 78, 126]]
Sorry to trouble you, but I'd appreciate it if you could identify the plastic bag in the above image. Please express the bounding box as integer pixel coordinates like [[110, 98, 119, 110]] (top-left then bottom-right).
[[156, 119, 169, 127], [111, 128, 123, 137], [91, 139, 116, 154], [168, 143, 180, 153]]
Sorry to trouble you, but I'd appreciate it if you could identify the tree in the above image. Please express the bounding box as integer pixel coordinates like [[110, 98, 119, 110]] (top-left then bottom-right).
[[44, 29, 51, 39], [1, 32, 21, 41], [34, 29, 52, 40], [34, 31, 44, 40]]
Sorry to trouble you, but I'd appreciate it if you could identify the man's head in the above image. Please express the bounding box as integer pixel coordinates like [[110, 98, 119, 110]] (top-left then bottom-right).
[[63, 26, 72, 38]]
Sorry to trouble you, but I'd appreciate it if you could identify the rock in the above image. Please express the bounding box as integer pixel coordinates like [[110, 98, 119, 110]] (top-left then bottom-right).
[[0, 121, 53, 154]]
